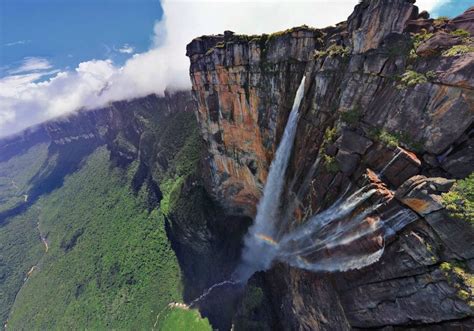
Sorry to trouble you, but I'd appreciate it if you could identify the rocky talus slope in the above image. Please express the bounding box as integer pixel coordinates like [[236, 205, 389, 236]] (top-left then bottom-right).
[[187, 0, 474, 329]]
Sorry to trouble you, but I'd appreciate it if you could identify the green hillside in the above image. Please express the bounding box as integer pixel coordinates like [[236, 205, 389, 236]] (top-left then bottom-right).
[[5, 147, 210, 329], [7, 147, 171, 328], [0, 144, 50, 324], [0, 97, 212, 330], [0, 143, 49, 214]]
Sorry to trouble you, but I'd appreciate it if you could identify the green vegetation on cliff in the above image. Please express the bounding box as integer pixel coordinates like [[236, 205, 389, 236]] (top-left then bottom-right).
[[0, 206, 44, 325], [314, 44, 350, 59], [398, 70, 428, 88], [0, 143, 49, 213], [368, 128, 423, 152], [442, 173, 474, 225], [157, 307, 211, 331], [0, 144, 51, 324], [156, 111, 203, 217], [442, 44, 474, 57]]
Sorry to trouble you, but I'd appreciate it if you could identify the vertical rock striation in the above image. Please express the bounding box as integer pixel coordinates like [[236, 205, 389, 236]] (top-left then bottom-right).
[[187, 27, 319, 216]]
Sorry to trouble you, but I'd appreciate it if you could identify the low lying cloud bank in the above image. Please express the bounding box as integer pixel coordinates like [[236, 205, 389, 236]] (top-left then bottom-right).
[[0, 0, 448, 138]]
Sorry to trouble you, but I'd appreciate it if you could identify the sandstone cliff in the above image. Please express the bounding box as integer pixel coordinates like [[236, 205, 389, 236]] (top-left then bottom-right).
[[187, 0, 474, 329]]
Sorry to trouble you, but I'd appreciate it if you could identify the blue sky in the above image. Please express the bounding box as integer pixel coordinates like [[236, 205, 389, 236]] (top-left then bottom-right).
[[1, 0, 162, 77], [0, 0, 472, 138], [432, 0, 473, 17]]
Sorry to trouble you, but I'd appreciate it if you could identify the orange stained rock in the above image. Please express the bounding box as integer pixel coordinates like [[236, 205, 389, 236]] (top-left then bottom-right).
[[216, 67, 230, 86], [402, 148, 421, 167], [431, 86, 459, 120], [374, 234, 384, 248], [294, 206, 304, 223], [213, 156, 261, 214], [401, 198, 431, 214], [364, 215, 381, 228], [221, 123, 264, 152], [366, 169, 394, 199], [191, 64, 297, 217], [233, 191, 259, 216], [367, 169, 383, 184]]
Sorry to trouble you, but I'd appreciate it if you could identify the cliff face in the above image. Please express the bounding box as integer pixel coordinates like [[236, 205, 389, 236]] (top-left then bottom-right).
[[188, 0, 474, 329], [187, 27, 319, 216]]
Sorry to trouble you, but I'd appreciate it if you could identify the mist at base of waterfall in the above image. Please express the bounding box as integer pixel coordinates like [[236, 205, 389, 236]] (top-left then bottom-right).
[[233, 185, 419, 282]]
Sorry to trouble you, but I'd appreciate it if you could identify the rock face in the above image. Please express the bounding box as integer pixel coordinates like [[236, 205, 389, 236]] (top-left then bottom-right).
[[187, 0, 474, 329], [187, 26, 320, 217], [348, 0, 418, 54]]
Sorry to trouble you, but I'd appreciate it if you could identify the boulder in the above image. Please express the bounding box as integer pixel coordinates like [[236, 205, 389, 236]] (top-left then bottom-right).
[[441, 137, 474, 178], [448, 6, 474, 35], [381, 148, 421, 188], [406, 18, 434, 33], [437, 53, 474, 89], [336, 150, 360, 175], [425, 210, 474, 260], [395, 175, 455, 216], [338, 129, 373, 155], [348, 0, 418, 53]]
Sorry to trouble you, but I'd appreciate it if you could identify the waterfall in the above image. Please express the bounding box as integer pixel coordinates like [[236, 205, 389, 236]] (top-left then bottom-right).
[[277, 205, 419, 273], [233, 76, 306, 281], [379, 148, 403, 177], [188, 280, 239, 308], [228, 76, 420, 284]]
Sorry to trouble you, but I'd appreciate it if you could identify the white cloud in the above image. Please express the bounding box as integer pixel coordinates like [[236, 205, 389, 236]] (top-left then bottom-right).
[[416, 0, 452, 15], [117, 44, 135, 54], [4, 40, 31, 47], [0, 0, 449, 138], [8, 57, 53, 75]]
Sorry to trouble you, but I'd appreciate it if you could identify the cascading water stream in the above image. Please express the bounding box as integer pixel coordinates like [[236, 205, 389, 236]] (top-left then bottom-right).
[[233, 75, 306, 281], [231, 75, 420, 283], [188, 280, 239, 308], [379, 148, 403, 177]]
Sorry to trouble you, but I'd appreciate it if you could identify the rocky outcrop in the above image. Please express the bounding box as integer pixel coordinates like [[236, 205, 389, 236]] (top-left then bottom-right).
[[187, 0, 474, 329], [348, 0, 418, 54], [449, 6, 474, 35]]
